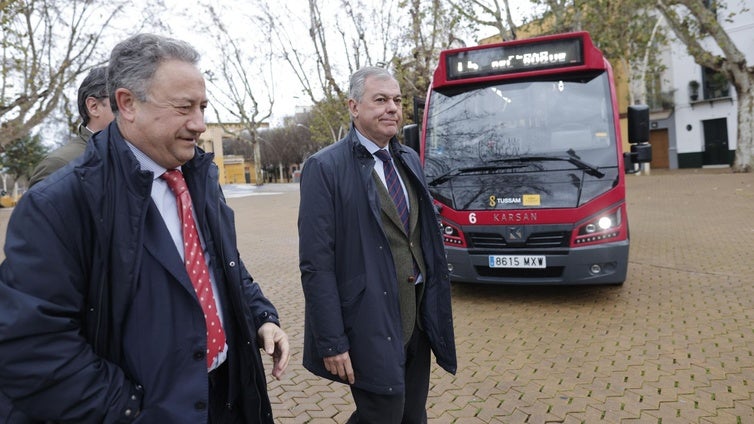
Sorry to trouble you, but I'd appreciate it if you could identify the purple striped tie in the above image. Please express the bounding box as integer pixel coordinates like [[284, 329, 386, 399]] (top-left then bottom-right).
[[375, 149, 409, 233]]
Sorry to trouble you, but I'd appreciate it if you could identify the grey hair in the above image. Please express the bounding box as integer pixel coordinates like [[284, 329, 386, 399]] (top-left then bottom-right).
[[348, 66, 397, 103], [107, 33, 200, 115], [77, 66, 108, 126]]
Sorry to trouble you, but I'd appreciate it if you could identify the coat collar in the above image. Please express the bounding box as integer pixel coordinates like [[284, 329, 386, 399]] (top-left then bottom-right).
[[86, 120, 215, 187], [346, 124, 408, 161]]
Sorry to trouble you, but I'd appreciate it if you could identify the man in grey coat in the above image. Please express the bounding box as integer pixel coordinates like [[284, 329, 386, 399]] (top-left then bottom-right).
[[298, 66, 457, 424], [29, 66, 114, 187]]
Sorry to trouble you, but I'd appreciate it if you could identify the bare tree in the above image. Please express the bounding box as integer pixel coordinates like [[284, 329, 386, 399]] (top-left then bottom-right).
[[199, 0, 466, 152], [448, 0, 519, 41], [579, 0, 668, 106], [260, 115, 319, 179], [0, 0, 128, 147], [262, 0, 407, 145], [392, 0, 465, 124], [656, 0, 753, 172], [624, 14, 667, 106], [259, 1, 347, 144], [202, 4, 276, 184], [531, 0, 580, 33]]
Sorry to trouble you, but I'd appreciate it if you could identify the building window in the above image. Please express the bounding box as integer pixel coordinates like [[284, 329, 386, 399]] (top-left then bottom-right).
[[702, 67, 729, 100]]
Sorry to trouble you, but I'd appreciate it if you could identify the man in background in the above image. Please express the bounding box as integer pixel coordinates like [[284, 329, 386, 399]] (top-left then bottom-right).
[[29, 66, 114, 187]]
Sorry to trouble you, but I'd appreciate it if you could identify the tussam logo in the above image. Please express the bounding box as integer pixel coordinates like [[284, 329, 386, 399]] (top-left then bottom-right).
[[488, 195, 522, 207]]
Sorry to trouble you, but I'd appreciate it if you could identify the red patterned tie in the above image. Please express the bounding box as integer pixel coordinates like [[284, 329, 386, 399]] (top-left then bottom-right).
[[161, 169, 226, 369]]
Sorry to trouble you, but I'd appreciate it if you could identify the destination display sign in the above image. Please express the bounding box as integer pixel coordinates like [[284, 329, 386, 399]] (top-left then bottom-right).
[[446, 37, 584, 80]]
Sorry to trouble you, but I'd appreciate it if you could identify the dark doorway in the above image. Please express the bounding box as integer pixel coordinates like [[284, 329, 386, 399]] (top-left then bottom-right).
[[702, 118, 730, 166]]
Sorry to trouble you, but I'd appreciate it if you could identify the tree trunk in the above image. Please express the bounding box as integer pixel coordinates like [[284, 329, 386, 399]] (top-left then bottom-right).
[[732, 74, 754, 172]]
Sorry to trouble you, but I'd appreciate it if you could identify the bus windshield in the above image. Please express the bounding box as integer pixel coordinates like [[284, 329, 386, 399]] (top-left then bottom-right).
[[424, 72, 619, 210]]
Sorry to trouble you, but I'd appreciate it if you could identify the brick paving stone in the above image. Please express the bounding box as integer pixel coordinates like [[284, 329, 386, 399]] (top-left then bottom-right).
[[644, 398, 715, 423], [497, 408, 530, 423], [567, 404, 617, 422], [700, 404, 754, 424], [468, 397, 503, 422], [516, 398, 566, 422]]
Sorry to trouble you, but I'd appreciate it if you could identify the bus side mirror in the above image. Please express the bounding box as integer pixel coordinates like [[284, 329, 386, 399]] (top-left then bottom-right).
[[403, 124, 420, 153], [625, 105, 651, 172], [631, 143, 652, 163], [627, 105, 649, 143], [624, 144, 653, 173]]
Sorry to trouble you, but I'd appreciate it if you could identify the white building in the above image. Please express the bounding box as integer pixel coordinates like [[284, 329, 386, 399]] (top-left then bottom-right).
[[649, 4, 754, 169]]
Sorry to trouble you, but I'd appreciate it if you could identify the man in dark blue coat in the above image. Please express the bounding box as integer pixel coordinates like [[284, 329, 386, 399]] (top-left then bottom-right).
[[298, 66, 457, 423], [0, 33, 290, 423]]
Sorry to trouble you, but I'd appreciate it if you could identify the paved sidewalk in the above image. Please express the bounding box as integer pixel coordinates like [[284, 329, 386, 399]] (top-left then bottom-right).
[[230, 170, 754, 424], [1, 169, 753, 423]]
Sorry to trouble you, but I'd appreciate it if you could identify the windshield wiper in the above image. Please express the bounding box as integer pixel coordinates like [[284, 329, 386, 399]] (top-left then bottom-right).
[[488, 155, 605, 178], [428, 165, 526, 186]]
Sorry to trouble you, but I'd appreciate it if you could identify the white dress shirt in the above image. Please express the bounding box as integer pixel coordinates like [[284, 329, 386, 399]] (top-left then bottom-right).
[[125, 142, 227, 371]]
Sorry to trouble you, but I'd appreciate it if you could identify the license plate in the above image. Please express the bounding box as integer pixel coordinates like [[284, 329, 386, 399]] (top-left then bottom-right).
[[488, 255, 546, 268]]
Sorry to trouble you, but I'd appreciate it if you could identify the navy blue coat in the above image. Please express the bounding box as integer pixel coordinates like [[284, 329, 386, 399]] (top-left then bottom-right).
[[0, 122, 279, 423], [298, 128, 457, 395]]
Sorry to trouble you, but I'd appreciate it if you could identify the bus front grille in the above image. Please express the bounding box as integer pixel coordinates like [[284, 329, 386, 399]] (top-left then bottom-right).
[[468, 231, 569, 249]]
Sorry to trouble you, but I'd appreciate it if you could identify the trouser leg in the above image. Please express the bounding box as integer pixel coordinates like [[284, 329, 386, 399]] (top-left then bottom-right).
[[401, 327, 431, 424], [347, 386, 403, 424], [347, 326, 431, 424]]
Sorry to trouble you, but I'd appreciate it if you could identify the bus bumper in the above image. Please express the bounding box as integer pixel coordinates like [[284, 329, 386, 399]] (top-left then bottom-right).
[[445, 240, 629, 285]]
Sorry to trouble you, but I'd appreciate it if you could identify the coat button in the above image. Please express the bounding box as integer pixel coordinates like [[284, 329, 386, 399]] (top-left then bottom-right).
[[193, 351, 205, 361], [228, 261, 236, 267], [407, 276, 415, 283], [194, 401, 207, 410]]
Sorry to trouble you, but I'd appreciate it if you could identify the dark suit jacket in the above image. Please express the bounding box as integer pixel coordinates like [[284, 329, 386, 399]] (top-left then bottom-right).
[[0, 121, 279, 423], [299, 126, 457, 395]]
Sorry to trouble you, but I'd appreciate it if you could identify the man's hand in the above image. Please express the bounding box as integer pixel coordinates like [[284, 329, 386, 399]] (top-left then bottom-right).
[[257, 322, 290, 380], [323, 352, 354, 384]]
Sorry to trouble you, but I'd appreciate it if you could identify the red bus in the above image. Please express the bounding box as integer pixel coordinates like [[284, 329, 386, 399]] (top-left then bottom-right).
[[404, 31, 651, 285]]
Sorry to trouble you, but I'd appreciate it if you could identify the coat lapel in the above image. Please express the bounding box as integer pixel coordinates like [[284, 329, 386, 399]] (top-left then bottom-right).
[[373, 170, 407, 234], [142, 201, 196, 296]]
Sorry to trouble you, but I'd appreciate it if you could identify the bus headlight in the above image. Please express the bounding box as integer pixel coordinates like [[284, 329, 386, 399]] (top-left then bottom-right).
[[598, 216, 613, 230], [574, 207, 623, 245], [440, 220, 467, 247]]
